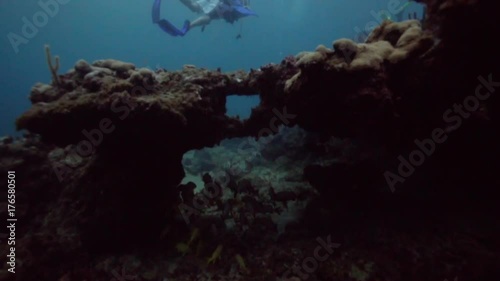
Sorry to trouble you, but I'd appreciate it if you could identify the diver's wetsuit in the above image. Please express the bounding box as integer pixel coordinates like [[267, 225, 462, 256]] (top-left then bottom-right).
[[207, 1, 240, 23]]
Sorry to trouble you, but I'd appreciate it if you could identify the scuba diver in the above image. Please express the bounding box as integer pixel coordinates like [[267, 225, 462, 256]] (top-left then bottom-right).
[[152, 0, 257, 37]]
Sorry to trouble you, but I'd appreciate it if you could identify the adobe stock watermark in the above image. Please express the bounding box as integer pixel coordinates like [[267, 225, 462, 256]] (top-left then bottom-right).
[[338, 0, 413, 63], [385, 74, 499, 192], [7, 0, 70, 54], [177, 171, 226, 225], [353, 0, 409, 42], [282, 235, 340, 280], [52, 78, 154, 182], [235, 107, 297, 166]]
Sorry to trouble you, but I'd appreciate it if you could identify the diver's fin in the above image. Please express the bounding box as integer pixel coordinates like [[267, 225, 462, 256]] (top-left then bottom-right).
[[182, 20, 190, 34], [157, 19, 190, 36], [230, 0, 257, 17], [152, 0, 161, 23], [233, 5, 257, 17], [152, 0, 190, 36]]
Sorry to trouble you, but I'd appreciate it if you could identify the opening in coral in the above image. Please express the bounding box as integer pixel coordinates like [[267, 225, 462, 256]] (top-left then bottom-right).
[[225, 95, 260, 119]]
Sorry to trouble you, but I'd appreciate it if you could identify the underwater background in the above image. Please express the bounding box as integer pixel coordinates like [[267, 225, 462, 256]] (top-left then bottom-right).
[[2, 1, 500, 280], [0, 0, 423, 136]]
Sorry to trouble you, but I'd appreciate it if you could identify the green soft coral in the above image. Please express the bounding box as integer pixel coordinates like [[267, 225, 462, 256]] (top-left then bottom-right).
[[175, 242, 190, 255], [206, 245, 223, 265], [175, 228, 200, 256], [235, 254, 250, 274], [349, 261, 374, 281]]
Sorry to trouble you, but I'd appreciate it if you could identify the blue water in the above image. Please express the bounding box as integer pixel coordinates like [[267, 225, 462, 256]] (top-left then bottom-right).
[[0, 0, 424, 136]]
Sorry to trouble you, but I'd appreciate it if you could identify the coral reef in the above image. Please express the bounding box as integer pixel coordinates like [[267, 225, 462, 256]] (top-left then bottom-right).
[[1, 0, 500, 280]]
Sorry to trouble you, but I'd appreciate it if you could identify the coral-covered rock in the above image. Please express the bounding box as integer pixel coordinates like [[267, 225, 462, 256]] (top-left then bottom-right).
[[92, 59, 135, 73], [74, 59, 92, 74], [29, 82, 61, 103]]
